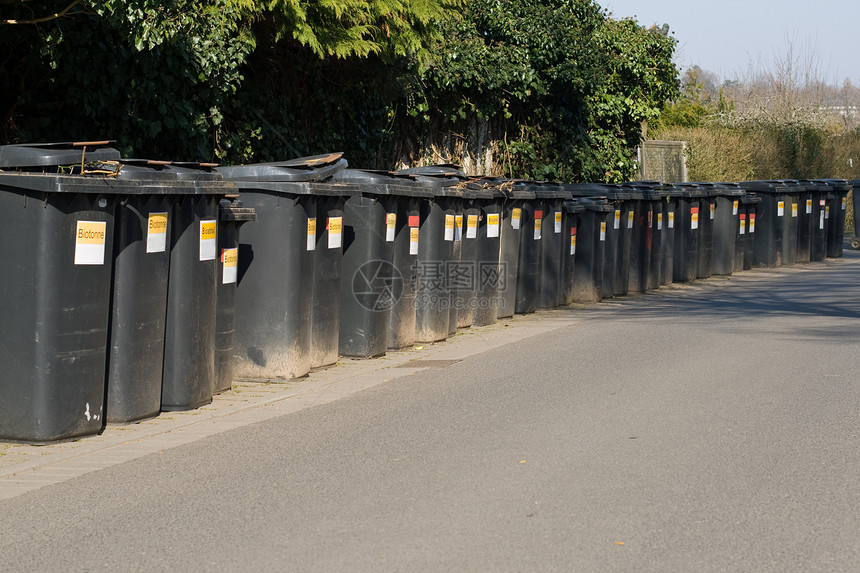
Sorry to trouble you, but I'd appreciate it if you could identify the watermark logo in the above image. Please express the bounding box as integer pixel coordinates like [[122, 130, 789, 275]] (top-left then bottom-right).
[[352, 260, 403, 311]]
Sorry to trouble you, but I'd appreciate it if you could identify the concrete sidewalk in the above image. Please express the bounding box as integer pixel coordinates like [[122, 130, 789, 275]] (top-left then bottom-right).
[[1, 253, 853, 500]]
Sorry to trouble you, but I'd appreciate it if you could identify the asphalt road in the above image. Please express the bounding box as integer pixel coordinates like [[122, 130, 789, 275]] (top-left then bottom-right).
[[2, 251, 860, 572]]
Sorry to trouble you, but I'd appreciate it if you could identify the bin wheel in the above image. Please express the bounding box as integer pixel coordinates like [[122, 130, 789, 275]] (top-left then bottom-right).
[[852, 238, 860, 250]]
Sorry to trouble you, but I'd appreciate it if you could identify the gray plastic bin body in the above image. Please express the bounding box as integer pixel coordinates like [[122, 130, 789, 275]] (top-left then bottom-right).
[[515, 188, 542, 313], [107, 160, 228, 421], [622, 186, 647, 293], [387, 187, 429, 349], [822, 179, 851, 257], [0, 142, 122, 442], [673, 187, 704, 282], [560, 200, 585, 304], [660, 185, 680, 286], [572, 196, 612, 302], [214, 200, 256, 394], [707, 183, 744, 276], [464, 178, 505, 327], [497, 182, 535, 319], [537, 183, 570, 309], [217, 154, 347, 381]]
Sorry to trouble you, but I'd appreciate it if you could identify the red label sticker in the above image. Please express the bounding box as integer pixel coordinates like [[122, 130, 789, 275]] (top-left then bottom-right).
[[571, 227, 577, 235], [535, 210, 543, 219], [408, 215, 420, 227], [740, 214, 746, 220], [691, 207, 700, 214]]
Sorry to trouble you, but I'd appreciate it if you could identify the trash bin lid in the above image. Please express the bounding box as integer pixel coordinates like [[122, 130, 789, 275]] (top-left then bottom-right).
[[563, 199, 586, 213], [217, 153, 347, 182], [739, 180, 806, 194], [394, 166, 466, 197], [740, 192, 762, 205], [219, 199, 257, 222], [578, 196, 615, 212], [332, 169, 434, 198], [813, 178, 851, 192], [0, 141, 120, 169]]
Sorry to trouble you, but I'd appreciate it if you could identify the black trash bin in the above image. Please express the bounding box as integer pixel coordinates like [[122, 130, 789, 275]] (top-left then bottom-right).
[[739, 193, 762, 270], [332, 169, 430, 358], [822, 179, 851, 258], [537, 182, 571, 309], [570, 194, 612, 302], [659, 184, 681, 286], [217, 154, 347, 381], [214, 199, 256, 394], [515, 183, 543, 313], [851, 180, 860, 251], [707, 183, 744, 276], [738, 180, 804, 268], [638, 183, 668, 290], [464, 177, 505, 326], [0, 142, 131, 441], [399, 167, 465, 343], [457, 185, 496, 326], [496, 181, 535, 319], [560, 199, 585, 304], [107, 159, 230, 421], [595, 188, 632, 298], [672, 186, 704, 282]]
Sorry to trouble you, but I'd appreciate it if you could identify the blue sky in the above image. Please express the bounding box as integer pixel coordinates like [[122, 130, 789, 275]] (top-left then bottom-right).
[[601, 0, 860, 85]]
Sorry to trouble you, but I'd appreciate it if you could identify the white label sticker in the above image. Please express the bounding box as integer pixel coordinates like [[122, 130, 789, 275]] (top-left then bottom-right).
[[628, 210, 634, 229], [222, 248, 238, 284], [733, 201, 739, 216], [791, 203, 798, 218], [386, 213, 396, 242], [410, 227, 419, 255], [511, 208, 521, 230], [570, 229, 577, 255], [842, 197, 847, 210], [777, 201, 785, 217], [554, 212, 562, 234], [820, 209, 825, 229], [444, 214, 455, 241], [146, 212, 168, 253], [74, 220, 107, 265], [307, 218, 317, 251], [668, 211, 675, 229], [657, 213, 663, 231], [806, 199, 813, 214], [600, 221, 607, 241], [534, 211, 543, 240], [750, 215, 756, 233], [739, 215, 746, 235], [466, 214, 478, 239], [825, 206, 830, 220], [709, 203, 715, 220], [691, 207, 699, 230], [614, 210, 621, 230], [454, 214, 463, 241], [199, 220, 217, 261], [328, 216, 343, 249], [487, 213, 500, 238]]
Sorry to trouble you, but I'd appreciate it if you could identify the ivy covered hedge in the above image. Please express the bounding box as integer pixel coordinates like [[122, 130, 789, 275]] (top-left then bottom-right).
[[1, 0, 678, 182]]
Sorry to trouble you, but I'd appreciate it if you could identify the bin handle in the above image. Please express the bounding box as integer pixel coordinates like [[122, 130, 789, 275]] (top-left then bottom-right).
[[120, 199, 148, 229]]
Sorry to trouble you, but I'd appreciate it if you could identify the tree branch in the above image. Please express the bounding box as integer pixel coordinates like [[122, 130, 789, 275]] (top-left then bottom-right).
[[2, 0, 85, 25]]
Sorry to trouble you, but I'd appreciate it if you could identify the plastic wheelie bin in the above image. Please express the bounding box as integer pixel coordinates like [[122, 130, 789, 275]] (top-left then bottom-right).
[[851, 180, 860, 251], [560, 199, 585, 304], [214, 198, 256, 394], [739, 193, 761, 270], [822, 179, 851, 257], [638, 182, 668, 290], [464, 177, 505, 326], [497, 180, 535, 319], [570, 194, 613, 302], [515, 183, 543, 313], [456, 184, 496, 326], [659, 184, 681, 286], [621, 184, 648, 293], [217, 154, 347, 381], [537, 182, 571, 309], [107, 159, 230, 421], [0, 142, 127, 440], [738, 180, 804, 268], [707, 183, 744, 276], [672, 185, 705, 282]]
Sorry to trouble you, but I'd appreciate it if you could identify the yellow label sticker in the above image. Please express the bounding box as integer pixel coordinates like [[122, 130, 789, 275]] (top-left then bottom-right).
[[777, 201, 785, 217], [614, 210, 621, 229], [410, 227, 419, 255], [511, 208, 522, 230], [600, 221, 607, 241], [74, 220, 107, 265], [487, 213, 500, 238], [733, 201, 739, 215], [328, 216, 343, 249], [307, 218, 317, 251], [843, 197, 848, 210], [222, 247, 238, 284], [467, 214, 478, 239], [386, 213, 396, 242], [657, 212, 663, 231], [709, 202, 715, 220], [146, 212, 168, 254], [554, 211, 562, 234], [444, 214, 455, 241], [454, 214, 463, 241], [668, 211, 675, 229], [199, 220, 217, 261], [627, 210, 634, 229], [807, 199, 813, 214], [791, 203, 798, 217]]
